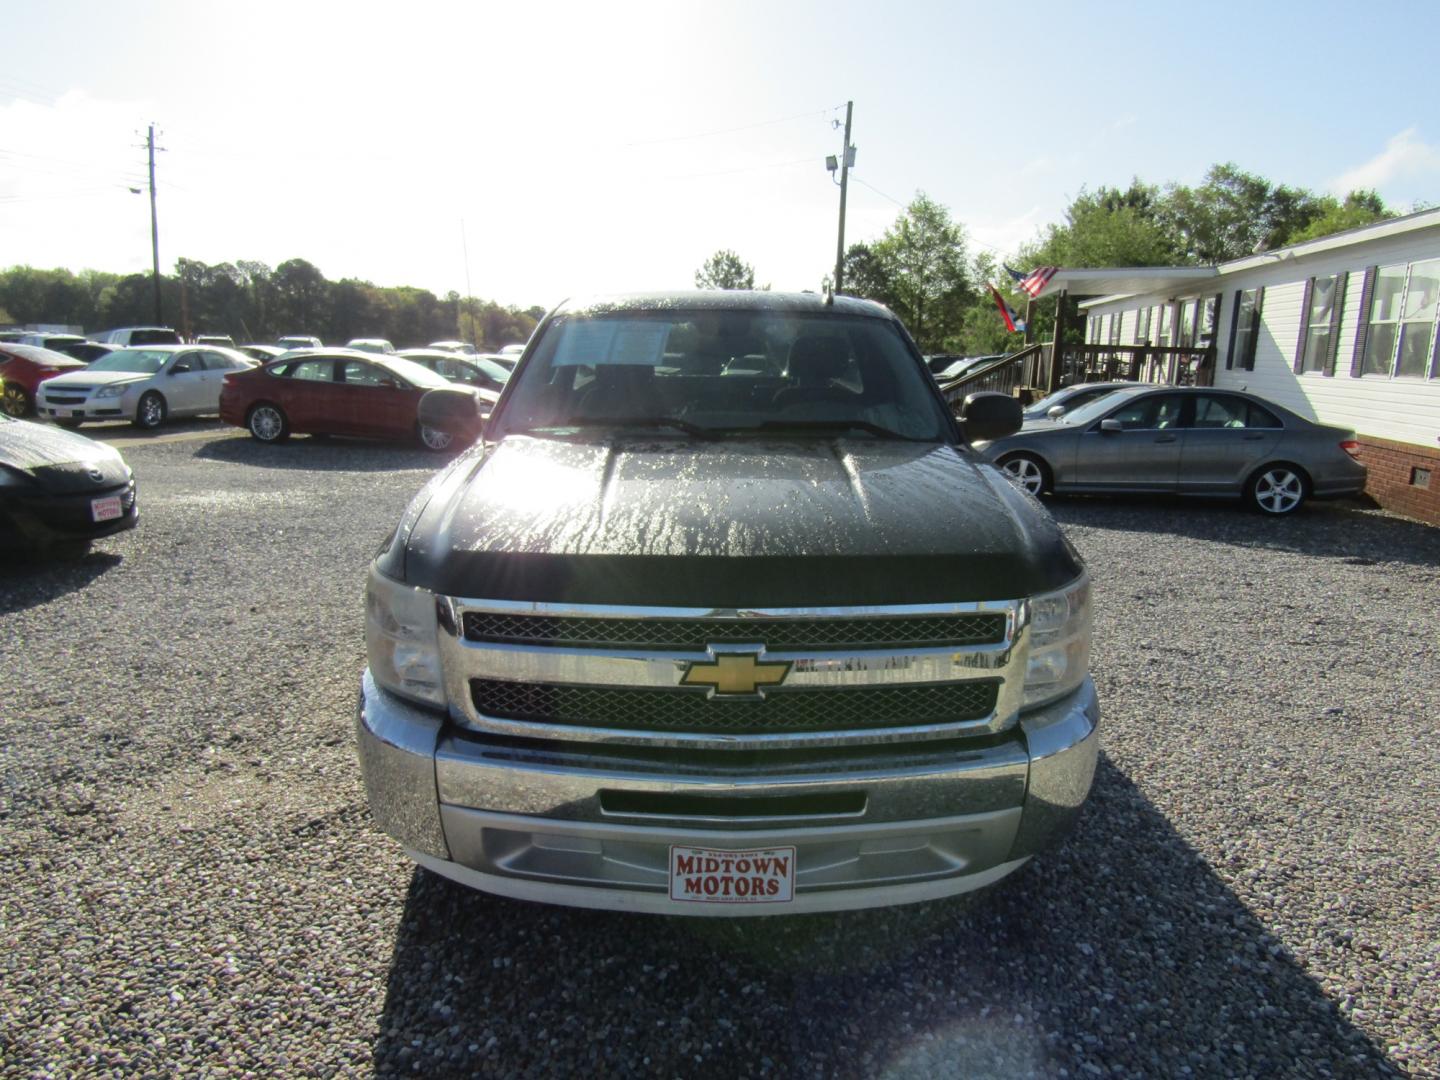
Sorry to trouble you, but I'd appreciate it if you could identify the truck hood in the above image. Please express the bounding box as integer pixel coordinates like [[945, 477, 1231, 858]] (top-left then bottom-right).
[[401, 435, 1083, 606]]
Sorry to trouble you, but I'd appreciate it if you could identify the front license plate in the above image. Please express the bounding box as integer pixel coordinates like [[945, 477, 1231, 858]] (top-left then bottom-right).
[[91, 495, 122, 522], [53, 408, 73, 417], [668, 845, 796, 904]]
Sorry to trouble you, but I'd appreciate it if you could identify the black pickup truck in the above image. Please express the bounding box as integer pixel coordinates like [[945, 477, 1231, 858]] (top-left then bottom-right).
[[358, 291, 1098, 915]]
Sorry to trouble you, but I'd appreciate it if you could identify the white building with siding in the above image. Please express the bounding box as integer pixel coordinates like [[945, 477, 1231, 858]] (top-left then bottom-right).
[[1067, 209, 1440, 522]]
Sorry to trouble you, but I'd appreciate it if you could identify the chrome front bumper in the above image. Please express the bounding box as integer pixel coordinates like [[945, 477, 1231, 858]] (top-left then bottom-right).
[[356, 670, 1099, 915]]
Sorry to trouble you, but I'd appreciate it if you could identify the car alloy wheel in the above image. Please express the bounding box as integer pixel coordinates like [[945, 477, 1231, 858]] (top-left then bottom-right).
[[1, 383, 30, 417], [1250, 466, 1305, 515], [134, 391, 166, 430], [1000, 454, 1047, 495], [248, 404, 288, 443], [419, 425, 454, 452]]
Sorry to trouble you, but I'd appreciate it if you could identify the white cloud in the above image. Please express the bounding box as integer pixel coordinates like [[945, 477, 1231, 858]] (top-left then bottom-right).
[[1331, 127, 1440, 196]]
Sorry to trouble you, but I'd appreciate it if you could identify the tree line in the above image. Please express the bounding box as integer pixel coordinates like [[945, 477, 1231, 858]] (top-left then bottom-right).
[[696, 162, 1401, 355], [0, 257, 544, 349]]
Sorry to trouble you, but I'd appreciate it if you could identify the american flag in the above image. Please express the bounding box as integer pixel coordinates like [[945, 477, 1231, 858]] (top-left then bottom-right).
[[1017, 266, 1059, 298], [987, 284, 1023, 333], [1002, 264, 1027, 285]]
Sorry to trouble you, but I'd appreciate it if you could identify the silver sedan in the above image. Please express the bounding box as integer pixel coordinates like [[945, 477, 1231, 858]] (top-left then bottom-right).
[[37, 345, 256, 430], [975, 386, 1367, 515]]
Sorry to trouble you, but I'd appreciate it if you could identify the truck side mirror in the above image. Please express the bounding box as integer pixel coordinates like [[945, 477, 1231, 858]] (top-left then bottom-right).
[[959, 391, 1022, 443], [419, 386, 484, 436]]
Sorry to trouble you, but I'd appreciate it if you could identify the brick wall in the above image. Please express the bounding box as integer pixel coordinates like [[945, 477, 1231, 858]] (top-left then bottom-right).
[[1354, 436, 1440, 525]]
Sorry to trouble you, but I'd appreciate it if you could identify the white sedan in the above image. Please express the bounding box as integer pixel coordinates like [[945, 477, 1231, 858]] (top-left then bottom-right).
[[37, 345, 256, 430]]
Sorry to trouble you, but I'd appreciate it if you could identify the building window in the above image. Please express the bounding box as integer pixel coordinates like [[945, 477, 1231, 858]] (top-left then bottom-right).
[[1361, 259, 1440, 378], [1227, 288, 1264, 370], [1199, 295, 1218, 347], [1156, 305, 1172, 347], [1135, 306, 1152, 344], [1087, 316, 1099, 343], [1299, 275, 1342, 373], [1108, 313, 1121, 346]]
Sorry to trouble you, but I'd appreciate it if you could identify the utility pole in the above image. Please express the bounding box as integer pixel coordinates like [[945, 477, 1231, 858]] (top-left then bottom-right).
[[833, 101, 854, 294], [147, 124, 162, 325]]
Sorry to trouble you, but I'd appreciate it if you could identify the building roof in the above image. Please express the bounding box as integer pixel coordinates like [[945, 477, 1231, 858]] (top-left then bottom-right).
[[1040, 206, 1440, 303], [1029, 267, 1217, 300]]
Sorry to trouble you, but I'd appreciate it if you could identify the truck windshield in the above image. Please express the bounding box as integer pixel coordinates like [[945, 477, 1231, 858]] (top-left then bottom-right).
[[494, 310, 951, 441]]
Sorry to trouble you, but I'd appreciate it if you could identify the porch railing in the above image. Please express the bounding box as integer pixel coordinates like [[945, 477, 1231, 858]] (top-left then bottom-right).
[[938, 343, 1047, 407], [1049, 343, 1216, 390]]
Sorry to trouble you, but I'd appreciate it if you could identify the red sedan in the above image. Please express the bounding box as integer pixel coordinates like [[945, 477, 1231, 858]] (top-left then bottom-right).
[[0, 344, 88, 417], [219, 350, 481, 451]]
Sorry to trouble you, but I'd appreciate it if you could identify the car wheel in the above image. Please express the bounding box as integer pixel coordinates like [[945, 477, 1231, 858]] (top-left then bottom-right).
[[418, 424, 454, 453], [1247, 463, 1308, 516], [998, 452, 1050, 496], [1, 383, 31, 417], [247, 403, 290, 443], [133, 391, 167, 430]]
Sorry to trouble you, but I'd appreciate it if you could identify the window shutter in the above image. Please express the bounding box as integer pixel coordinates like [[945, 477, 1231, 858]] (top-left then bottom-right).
[[1225, 290, 1241, 370], [1244, 289, 1265, 371], [1293, 278, 1314, 373], [1350, 266, 1378, 377], [1324, 272, 1347, 377]]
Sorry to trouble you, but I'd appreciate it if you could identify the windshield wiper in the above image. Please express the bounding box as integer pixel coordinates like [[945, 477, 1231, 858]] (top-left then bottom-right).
[[525, 417, 718, 438], [742, 419, 922, 441]]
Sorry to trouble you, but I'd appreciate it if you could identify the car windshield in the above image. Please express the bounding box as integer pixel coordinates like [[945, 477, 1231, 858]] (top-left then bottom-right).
[[494, 309, 951, 442], [381, 356, 451, 389], [1059, 387, 1147, 427], [86, 349, 170, 374], [473, 357, 510, 383]]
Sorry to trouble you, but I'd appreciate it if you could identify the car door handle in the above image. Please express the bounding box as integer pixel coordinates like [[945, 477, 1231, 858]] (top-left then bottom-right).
[[1242, 433, 1265, 441], [1155, 434, 1177, 443]]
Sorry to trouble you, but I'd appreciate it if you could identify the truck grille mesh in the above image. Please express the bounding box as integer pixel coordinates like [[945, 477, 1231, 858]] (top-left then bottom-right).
[[462, 612, 1007, 651], [470, 678, 999, 735]]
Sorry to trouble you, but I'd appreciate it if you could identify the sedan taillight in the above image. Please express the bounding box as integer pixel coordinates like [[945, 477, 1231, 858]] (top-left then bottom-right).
[[1339, 439, 1361, 459]]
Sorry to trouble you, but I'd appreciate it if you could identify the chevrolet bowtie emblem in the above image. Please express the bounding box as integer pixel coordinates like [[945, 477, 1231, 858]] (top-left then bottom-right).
[[681, 652, 791, 696]]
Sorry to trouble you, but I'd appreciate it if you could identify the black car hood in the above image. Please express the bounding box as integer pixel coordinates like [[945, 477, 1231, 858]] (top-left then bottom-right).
[[400, 435, 1082, 607], [0, 418, 130, 491]]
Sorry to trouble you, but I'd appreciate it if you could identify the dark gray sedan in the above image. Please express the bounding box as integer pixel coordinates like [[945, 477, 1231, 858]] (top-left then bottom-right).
[[975, 386, 1367, 515]]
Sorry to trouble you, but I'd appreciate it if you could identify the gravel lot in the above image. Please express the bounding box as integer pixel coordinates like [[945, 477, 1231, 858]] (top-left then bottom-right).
[[2, 425, 1437, 1078]]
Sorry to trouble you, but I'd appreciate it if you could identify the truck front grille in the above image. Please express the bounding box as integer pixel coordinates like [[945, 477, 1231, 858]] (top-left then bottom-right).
[[470, 678, 1000, 735], [442, 598, 1026, 750], [463, 612, 1006, 650]]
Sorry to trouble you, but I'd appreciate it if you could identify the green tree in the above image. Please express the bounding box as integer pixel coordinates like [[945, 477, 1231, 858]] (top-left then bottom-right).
[[842, 193, 974, 350], [695, 250, 756, 290], [1021, 180, 1182, 269], [272, 258, 330, 333], [1286, 190, 1395, 245]]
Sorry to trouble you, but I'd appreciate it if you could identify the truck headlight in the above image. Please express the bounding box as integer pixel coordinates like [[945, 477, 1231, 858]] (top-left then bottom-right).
[[1022, 574, 1091, 709], [365, 564, 445, 707]]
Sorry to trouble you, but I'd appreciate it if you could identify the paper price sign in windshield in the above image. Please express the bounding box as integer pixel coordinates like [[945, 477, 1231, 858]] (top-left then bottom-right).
[[668, 845, 796, 904], [552, 319, 669, 367]]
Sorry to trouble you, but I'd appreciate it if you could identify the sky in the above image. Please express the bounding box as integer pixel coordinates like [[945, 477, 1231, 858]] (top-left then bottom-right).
[[3, 0, 1438, 315]]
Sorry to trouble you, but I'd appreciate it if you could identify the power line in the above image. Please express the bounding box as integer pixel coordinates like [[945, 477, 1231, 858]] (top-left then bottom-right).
[[666, 156, 816, 181], [852, 176, 905, 208], [623, 108, 835, 148]]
